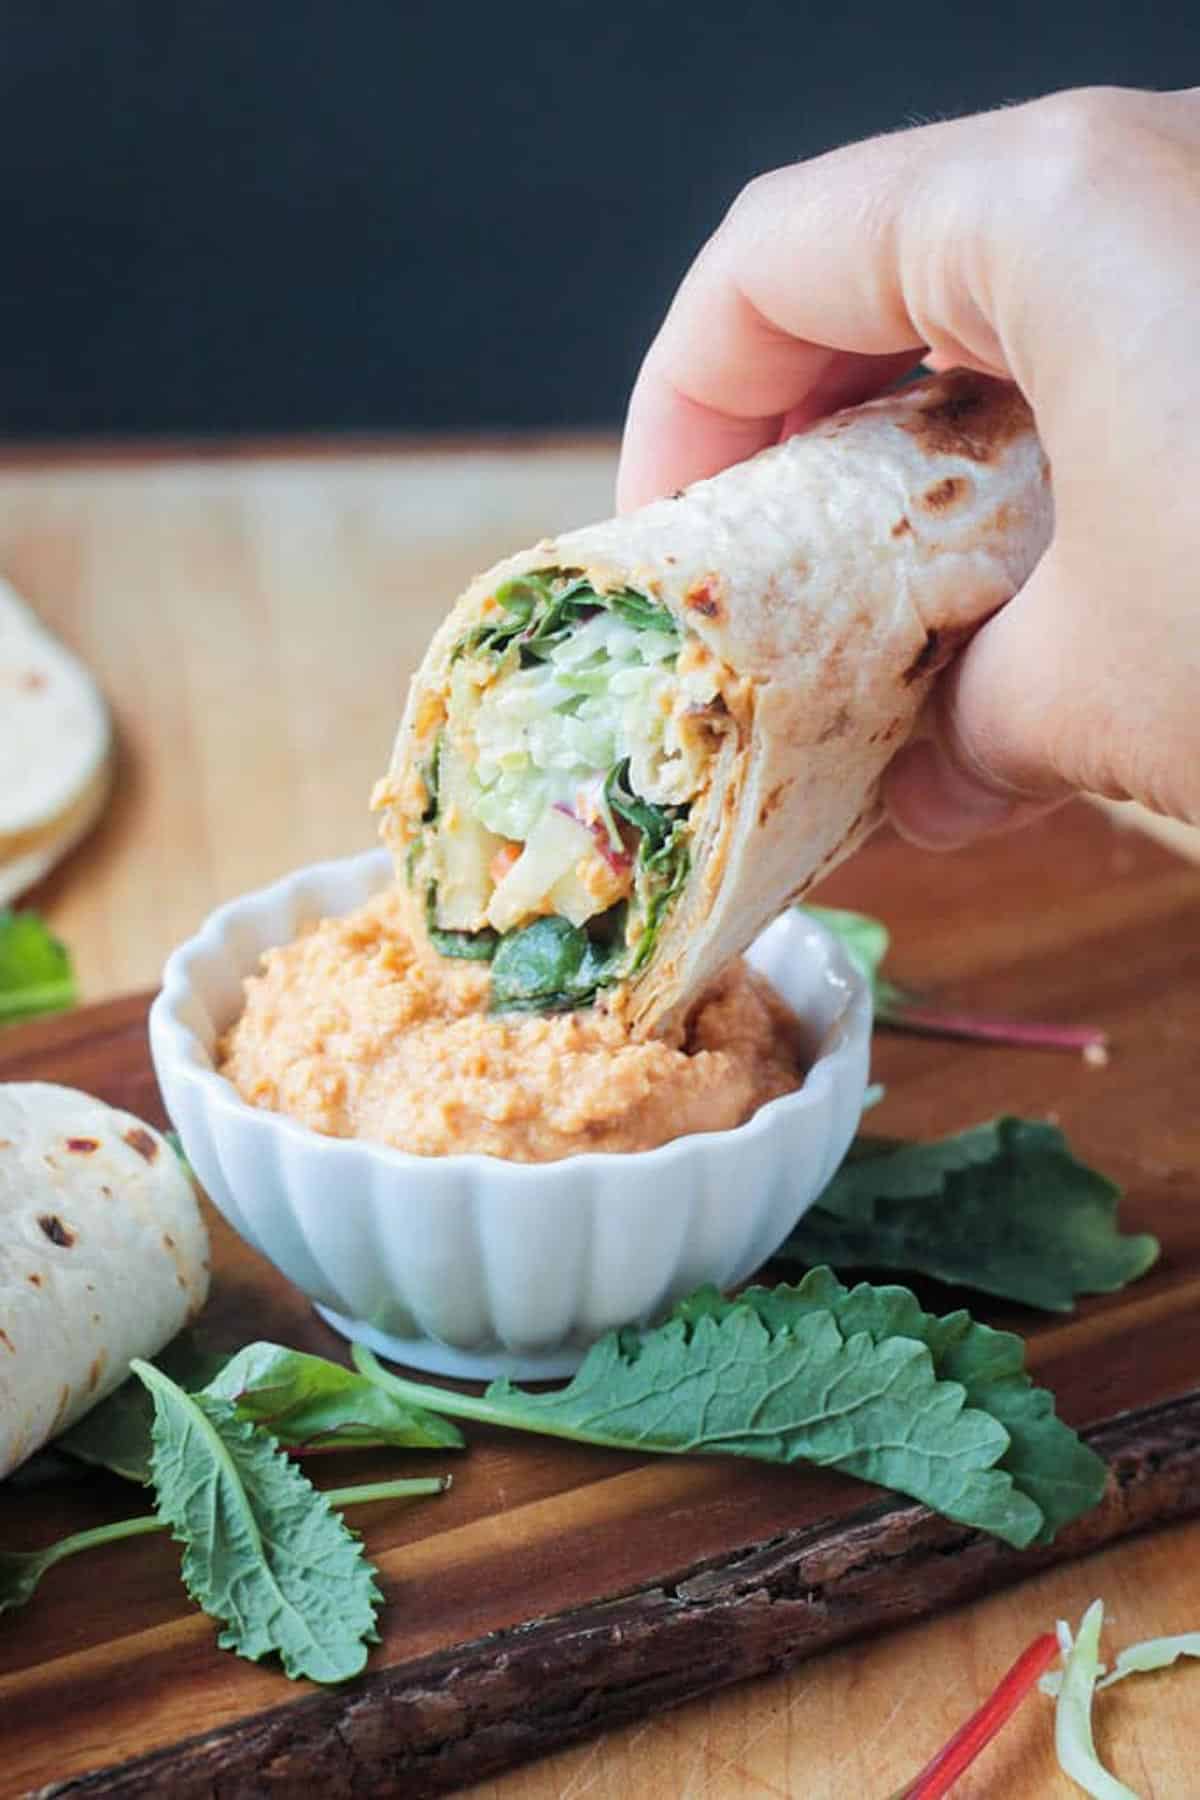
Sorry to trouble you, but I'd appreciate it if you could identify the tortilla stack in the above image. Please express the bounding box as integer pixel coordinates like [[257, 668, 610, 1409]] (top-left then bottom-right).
[[0, 580, 113, 903], [375, 370, 1052, 1034], [0, 1084, 210, 1478]]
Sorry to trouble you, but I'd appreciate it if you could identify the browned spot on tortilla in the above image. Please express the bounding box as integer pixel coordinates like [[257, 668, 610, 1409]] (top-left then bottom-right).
[[123, 1127, 159, 1162], [0, 1139, 12, 1149], [19, 670, 47, 692], [65, 1136, 100, 1155], [904, 630, 941, 683], [100, 1184, 112, 1198], [891, 515, 912, 538], [87, 1353, 105, 1393], [904, 620, 974, 684], [685, 579, 722, 620], [0, 1328, 14, 1353], [163, 1232, 176, 1250], [817, 705, 852, 745], [898, 372, 1032, 463], [177, 1274, 188, 1289], [27, 1273, 42, 1287], [757, 779, 793, 827], [921, 475, 968, 512], [38, 1214, 76, 1248], [50, 1383, 72, 1432]]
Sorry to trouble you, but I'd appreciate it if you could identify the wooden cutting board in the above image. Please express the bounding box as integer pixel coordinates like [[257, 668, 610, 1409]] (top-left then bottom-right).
[[3, 802, 1200, 1799]]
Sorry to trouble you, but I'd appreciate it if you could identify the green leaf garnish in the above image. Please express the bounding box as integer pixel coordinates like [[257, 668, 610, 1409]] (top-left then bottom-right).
[[133, 1360, 384, 1682], [0, 909, 76, 1024], [0, 1513, 166, 1615], [203, 1343, 464, 1453], [0, 1464, 448, 1633], [354, 1270, 1106, 1548], [780, 1118, 1159, 1313], [48, 1334, 460, 1486]]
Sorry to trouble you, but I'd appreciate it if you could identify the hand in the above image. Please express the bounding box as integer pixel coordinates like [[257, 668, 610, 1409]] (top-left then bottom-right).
[[617, 87, 1200, 845]]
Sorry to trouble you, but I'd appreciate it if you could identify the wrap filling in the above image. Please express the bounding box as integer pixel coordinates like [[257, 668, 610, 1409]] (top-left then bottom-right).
[[395, 571, 734, 1011]]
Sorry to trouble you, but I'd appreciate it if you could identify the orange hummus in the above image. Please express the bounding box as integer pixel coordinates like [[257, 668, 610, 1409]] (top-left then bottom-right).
[[217, 889, 808, 1162]]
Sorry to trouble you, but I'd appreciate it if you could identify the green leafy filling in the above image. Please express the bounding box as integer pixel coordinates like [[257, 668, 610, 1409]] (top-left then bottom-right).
[[486, 766, 689, 1011], [424, 884, 499, 962], [780, 1117, 1160, 1313], [0, 909, 76, 1025], [454, 571, 679, 666]]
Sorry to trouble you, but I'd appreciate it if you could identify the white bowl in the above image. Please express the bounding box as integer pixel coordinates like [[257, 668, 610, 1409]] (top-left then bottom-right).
[[149, 849, 872, 1379]]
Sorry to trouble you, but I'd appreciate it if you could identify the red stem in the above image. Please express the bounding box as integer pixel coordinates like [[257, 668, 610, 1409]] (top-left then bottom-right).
[[881, 1004, 1108, 1054], [891, 1631, 1060, 1800]]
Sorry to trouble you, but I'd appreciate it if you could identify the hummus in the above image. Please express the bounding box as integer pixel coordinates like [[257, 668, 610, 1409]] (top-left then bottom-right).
[[217, 889, 808, 1163]]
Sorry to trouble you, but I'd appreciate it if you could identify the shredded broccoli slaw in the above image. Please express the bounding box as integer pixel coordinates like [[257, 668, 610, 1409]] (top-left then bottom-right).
[[406, 571, 730, 1011]]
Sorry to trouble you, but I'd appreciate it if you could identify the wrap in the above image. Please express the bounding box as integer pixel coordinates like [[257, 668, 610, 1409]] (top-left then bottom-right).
[[0, 1083, 210, 1477], [375, 371, 1052, 1035]]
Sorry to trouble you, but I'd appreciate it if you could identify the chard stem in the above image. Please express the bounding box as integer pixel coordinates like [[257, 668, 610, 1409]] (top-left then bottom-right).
[[880, 1003, 1108, 1054]]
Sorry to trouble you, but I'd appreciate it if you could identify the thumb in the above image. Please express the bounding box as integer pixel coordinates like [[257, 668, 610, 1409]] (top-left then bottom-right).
[[882, 556, 1080, 850]]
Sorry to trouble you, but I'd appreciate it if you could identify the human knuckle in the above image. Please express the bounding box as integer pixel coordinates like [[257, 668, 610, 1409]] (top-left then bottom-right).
[[1027, 86, 1173, 187]]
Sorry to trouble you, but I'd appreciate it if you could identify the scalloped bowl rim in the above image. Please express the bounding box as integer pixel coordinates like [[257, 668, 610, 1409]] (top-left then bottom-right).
[[150, 847, 872, 1179]]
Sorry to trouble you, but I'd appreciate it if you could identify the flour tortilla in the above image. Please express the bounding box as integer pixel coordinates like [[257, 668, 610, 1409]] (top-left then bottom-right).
[[0, 757, 114, 907], [0, 579, 112, 845], [0, 1084, 210, 1478], [381, 371, 1053, 1034]]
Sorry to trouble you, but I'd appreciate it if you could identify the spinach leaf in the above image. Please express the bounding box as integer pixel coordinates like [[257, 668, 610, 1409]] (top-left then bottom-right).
[[203, 1343, 464, 1452], [605, 589, 680, 635], [453, 575, 546, 660], [0, 909, 76, 1024], [454, 572, 678, 665], [605, 758, 676, 854], [50, 1333, 460, 1487], [780, 1118, 1159, 1313], [355, 1269, 1105, 1548], [425, 886, 498, 962], [489, 914, 621, 1012]]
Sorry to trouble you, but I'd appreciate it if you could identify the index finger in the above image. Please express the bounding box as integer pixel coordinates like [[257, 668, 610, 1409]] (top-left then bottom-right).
[[614, 124, 998, 512]]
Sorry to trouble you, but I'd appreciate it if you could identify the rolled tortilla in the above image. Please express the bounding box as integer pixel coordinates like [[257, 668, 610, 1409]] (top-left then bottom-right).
[[376, 371, 1052, 1034], [0, 1083, 210, 1478]]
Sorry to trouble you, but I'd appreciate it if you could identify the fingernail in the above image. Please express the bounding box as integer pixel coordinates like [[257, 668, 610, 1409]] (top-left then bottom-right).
[[882, 738, 1024, 850]]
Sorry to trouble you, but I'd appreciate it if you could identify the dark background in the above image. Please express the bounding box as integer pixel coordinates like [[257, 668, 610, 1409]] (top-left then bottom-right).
[[1, 1, 1195, 441]]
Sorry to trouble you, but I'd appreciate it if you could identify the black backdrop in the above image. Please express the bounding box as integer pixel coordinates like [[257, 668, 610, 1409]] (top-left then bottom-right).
[[1, 1, 1196, 439]]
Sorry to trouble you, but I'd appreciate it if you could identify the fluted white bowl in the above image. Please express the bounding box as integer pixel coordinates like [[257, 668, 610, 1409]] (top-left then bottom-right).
[[149, 849, 872, 1379]]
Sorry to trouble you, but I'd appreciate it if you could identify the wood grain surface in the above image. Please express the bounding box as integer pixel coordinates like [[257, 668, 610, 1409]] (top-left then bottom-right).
[[1, 442, 1199, 1797]]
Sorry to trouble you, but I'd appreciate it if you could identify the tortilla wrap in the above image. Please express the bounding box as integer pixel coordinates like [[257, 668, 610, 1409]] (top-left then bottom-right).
[[377, 370, 1052, 1034], [0, 578, 112, 846], [0, 1083, 210, 1477]]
